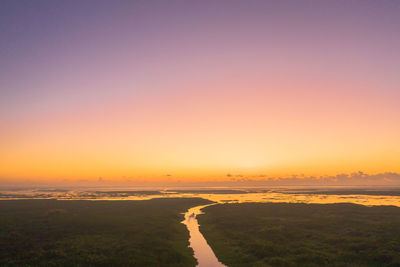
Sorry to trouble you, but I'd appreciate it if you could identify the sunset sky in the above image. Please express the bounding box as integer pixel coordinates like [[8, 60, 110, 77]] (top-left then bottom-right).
[[1, 1, 399, 184]]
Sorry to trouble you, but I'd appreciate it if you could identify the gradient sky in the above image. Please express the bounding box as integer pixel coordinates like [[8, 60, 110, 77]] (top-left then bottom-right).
[[1, 0, 399, 183]]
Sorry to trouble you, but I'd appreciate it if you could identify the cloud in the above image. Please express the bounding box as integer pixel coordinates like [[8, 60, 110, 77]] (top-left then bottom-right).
[[246, 172, 400, 186]]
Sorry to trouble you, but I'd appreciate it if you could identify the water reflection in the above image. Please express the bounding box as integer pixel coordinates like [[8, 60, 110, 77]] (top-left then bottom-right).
[[1, 188, 400, 207], [182, 205, 226, 267], [2, 187, 400, 266], [194, 192, 400, 206]]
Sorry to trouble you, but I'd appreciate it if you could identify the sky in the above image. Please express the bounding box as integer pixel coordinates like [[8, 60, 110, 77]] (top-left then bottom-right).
[[1, 0, 400, 184]]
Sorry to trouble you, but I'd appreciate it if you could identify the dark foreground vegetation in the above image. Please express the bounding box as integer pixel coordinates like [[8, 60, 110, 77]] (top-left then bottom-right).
[[0, 198, 211, 266], [199, 203, 400, 267]]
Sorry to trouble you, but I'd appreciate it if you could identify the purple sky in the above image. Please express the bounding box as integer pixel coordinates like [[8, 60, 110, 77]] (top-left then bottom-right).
[[1, 1, 400, 182]]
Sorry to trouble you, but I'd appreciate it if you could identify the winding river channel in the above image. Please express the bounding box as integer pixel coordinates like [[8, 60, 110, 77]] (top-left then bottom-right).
[[182, 204, 226, 267], [2, 187, 400, 265]]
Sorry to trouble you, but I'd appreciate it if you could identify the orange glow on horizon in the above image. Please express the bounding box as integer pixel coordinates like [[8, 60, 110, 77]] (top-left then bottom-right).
[[1, 1, 399, 184]]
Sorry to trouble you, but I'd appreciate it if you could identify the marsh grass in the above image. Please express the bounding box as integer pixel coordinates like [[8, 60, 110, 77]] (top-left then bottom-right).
[[0, 198, 211, 266]]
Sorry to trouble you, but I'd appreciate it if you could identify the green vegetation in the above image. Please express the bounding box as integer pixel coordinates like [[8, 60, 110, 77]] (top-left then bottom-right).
[[199, 203, 400, 267], [0, 198, 211, 266]]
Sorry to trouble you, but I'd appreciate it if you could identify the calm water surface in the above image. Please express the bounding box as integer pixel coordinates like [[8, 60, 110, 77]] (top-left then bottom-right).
[[2, 189, 400, 207], [182, 204, 226, 267], [2, 187, 400, 266]]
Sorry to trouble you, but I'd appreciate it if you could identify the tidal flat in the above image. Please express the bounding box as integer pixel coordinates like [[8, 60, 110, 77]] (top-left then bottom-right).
[[1, 189, 400, 267]]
